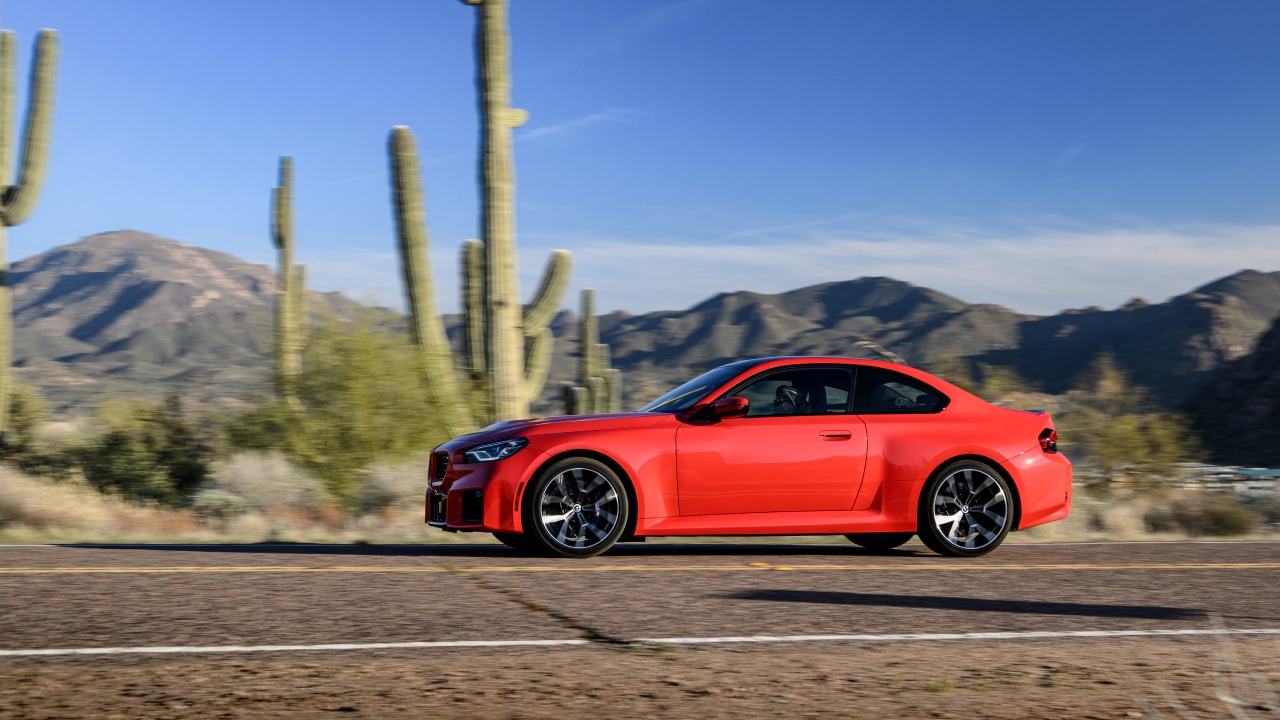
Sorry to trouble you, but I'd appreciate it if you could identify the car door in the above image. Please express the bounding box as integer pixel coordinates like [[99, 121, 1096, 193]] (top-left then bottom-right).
[[675, 366, 868, 516]]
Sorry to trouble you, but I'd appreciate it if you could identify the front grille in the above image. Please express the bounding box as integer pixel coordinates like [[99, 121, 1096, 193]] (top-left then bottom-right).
[[433, 452, 449, 482], [428, 493, 447, 525]]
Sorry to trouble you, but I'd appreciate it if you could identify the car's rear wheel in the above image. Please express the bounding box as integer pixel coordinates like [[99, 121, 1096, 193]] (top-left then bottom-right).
[[525, 457, 629, 559], [918, 459, 1013, 558], [492, 532, 535, 552], [845, 532, 914, 551]]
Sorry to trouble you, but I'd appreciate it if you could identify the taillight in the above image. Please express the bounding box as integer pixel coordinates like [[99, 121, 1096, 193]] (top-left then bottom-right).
[[1039, 428, 1058, 453]]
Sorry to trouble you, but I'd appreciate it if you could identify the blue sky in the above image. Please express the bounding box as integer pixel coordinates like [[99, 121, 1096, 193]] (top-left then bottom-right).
[[4, 0, 1279, 315]]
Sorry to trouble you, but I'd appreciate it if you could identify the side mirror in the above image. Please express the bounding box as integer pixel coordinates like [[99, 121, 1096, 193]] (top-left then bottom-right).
[[709, 396, 749, 419]]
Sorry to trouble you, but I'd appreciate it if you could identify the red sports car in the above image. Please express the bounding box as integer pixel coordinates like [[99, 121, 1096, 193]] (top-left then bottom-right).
[[426, 357, 1071, 558]]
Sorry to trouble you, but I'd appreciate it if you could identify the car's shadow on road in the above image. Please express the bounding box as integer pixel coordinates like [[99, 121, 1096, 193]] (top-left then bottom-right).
[[725, 588, 1205, 620], [59, 542, 929, 558]]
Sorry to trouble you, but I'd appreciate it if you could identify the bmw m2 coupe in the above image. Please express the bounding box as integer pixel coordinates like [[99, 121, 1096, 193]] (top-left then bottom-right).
[[426, 357, 1071, 558]]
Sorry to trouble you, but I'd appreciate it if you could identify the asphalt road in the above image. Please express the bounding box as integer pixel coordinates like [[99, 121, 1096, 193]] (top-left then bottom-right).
[[2, 540, 1278, 719]]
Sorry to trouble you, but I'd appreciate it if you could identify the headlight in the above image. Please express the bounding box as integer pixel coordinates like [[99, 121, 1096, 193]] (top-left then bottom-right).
[[463, 437, 529, 463]]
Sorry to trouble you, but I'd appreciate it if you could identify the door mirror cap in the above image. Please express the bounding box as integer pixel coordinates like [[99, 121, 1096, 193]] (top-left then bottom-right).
[[710, 396, 749, 419]]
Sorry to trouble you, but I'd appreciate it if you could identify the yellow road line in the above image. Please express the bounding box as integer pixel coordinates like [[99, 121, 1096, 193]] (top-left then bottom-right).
[[0, 562, 1277, 575]]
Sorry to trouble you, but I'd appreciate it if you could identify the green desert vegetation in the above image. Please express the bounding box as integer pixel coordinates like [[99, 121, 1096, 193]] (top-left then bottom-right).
[[2, 339, 1272, 543]]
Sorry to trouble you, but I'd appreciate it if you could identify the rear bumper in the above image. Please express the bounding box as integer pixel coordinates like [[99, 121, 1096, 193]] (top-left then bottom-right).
[[1003, 450, 1072, 530]]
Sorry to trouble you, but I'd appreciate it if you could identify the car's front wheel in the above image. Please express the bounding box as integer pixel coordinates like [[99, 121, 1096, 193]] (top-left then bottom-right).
[[918, 459, 1013, 558], [845, 532, 914, 551], [525, 457, 629, 559]]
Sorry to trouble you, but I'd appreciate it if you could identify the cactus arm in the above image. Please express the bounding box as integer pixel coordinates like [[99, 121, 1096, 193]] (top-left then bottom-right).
[[390, 125, 477, 436], [461, 238, 485, 378], [292, 264, 308, 337], [562, 381, 587, 416], [271, 157, 293, 251], [586, 376, 606, 414], [522, 325, 552, 402], [607, 368, 623, 413], [0, 32, 13, 185], [521, 249, 571, 333], [579, 289, 598, 389], [0, 225, 8, 436], [1, 29, 58, 226], [270, 156, 302, 403]]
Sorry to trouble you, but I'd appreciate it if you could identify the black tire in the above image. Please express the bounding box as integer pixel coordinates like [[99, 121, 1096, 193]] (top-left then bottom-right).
[[492, 532, 535, 552], [845, 532, 915, 551], [917, 459, 1014, 558], [523, 457, 629, 559]]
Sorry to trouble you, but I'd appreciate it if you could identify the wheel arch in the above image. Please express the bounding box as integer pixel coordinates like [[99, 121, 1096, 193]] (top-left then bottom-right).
[[917, 453, 1023, 531], [522, 449, 640, 540]]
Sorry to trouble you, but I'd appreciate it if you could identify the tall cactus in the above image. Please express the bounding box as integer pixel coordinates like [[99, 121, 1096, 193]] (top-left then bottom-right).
[[0, 28, 58, 443], [270, 156, 307, 406], [390, 0, 572, 432], [391, 127, 569, 433], [391, 128, 479, 438], [562, 289, 622, 415], [467, 0, 532, 421]]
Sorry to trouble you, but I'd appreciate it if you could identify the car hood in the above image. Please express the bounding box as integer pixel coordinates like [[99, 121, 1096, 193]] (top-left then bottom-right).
[[449, 412, 669, 445]]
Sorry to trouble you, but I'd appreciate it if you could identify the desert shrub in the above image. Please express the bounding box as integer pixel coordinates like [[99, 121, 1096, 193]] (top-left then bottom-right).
[[1145, 489, 1258, 536], [0, 467, 199, 540], [1057, 352, 1203, 481], [206, 451, 333, 513], [226, 311, 449, 507], [80, 395, 214, 504], [190, 489, 254, 523], [357, 456, 430, 513]]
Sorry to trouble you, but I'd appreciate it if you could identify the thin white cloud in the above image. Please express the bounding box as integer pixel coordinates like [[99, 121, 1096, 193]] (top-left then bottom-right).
[[1056, 143, 1088, 165], [517, 108, 636, 143], [300, 218, 1280, 321], [569, 220, 1280, 316]]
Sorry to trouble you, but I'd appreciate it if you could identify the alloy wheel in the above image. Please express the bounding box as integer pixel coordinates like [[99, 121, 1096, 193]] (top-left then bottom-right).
[[537, 466, 623, 552]]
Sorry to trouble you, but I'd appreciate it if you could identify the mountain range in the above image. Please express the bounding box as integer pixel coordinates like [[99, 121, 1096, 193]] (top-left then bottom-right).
[[11, 232, 1280, 446]]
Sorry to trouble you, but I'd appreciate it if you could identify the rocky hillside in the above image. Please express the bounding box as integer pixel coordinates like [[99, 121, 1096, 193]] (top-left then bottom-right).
[[8, 231, 1280, 429], [600, 271, 1280, 408], [10, 231, 357, 414], [1182, 315, 1280, 466]]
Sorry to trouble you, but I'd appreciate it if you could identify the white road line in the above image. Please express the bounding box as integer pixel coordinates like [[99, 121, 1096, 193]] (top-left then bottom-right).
[[3, 628, 1278, 658], [635, 628, 1280, 644], [0, 639, 591, 657]]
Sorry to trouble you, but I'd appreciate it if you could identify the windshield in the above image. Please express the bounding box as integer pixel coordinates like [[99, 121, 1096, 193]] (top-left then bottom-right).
[[639, 361, 757, 414]]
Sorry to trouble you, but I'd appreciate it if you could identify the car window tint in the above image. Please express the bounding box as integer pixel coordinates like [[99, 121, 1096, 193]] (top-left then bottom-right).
[[734, 368, 854, 417], [853, 368, 944, 413]]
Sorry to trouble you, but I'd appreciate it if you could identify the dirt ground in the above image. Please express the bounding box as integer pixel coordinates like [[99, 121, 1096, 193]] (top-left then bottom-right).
[[2, 541, 1277, 719], [4, 637, 1278, 719]]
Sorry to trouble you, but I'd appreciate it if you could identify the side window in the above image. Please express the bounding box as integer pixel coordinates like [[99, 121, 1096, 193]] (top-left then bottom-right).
[[853, 368, 946, 414], [733, 368, 854, 417]]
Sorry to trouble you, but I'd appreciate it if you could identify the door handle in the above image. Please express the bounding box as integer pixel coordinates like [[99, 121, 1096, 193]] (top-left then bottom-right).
[[818, 430, 852, 440]]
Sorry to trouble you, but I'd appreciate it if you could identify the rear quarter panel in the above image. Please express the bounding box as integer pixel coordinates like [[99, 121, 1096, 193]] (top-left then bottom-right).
[[853, 405, 1045, 512]]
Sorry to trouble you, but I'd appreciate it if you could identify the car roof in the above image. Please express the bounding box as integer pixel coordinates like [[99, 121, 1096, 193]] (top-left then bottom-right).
[[717, 356, 977, 405]]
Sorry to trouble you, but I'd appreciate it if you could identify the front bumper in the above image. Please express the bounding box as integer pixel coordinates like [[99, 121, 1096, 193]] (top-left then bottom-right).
[[425, 443, 548, 533]]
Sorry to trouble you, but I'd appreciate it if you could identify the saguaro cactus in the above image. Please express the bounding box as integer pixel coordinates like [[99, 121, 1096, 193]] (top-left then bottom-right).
[[465, 0, 534, 421], [0, 28, 58, 442], [390, 128, 569, 433], [389, 0, 572, 432], [562, 289, 622, 415], [270, 156, 307, 405]]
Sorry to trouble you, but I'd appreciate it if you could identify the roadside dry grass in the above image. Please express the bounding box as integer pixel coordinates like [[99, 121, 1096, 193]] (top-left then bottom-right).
[[2, 456, 1275, 545]]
